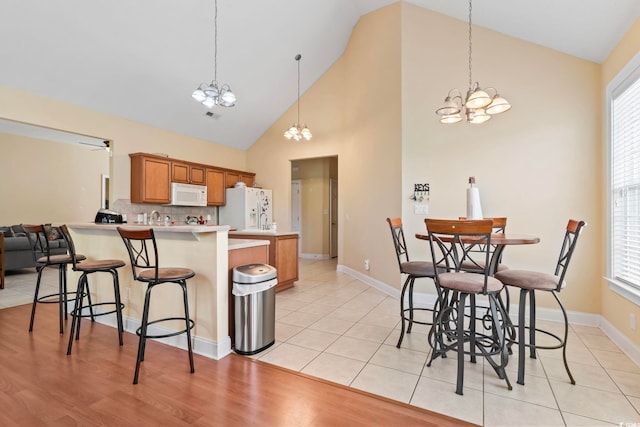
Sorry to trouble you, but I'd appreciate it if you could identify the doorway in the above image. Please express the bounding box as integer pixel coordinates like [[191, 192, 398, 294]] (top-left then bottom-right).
[[291, 156, 338, 259]]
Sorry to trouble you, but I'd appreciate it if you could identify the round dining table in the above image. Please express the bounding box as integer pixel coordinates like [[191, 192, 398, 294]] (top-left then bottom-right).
[[414, 233, 540, 276]]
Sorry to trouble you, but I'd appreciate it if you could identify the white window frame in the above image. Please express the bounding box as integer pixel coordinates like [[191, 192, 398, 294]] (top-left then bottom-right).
[[606, 50, 640, 306]]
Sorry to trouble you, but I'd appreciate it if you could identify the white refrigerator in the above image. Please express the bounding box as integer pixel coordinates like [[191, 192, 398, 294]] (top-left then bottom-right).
[[219, 187, 273, 231]]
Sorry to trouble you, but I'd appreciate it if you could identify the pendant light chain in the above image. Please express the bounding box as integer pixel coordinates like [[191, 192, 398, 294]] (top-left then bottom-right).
[[214, 0, 218, 82], [297, 56, 301, 124], [284, 54, 312, 141], [467, 0, 473, 92], [434, 0, 511, 124], [191, 0, 236, 107]]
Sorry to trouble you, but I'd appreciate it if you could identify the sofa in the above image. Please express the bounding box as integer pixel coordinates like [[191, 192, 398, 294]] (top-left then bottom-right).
[[0, 225, 68, 288]]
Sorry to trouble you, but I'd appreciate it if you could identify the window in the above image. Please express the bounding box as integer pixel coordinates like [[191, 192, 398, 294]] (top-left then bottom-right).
[[607, 51, 640, 304]]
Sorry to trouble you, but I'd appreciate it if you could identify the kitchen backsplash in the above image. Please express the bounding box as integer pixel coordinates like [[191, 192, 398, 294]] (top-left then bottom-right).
[[112, 199, 217, 225]]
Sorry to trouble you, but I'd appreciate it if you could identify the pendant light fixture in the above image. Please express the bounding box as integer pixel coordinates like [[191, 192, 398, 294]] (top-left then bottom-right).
[[284, 54, 312, 141], [435, 0, 511, 124], [191, 0, 236, 108]]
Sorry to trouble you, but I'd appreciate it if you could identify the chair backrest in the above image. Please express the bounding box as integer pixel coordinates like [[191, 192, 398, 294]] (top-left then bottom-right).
[[458, 216, 507, 233], [425, 218, 494, 293], [117, 227, 160, 282], [22, 224, 56, 265], [553, 219, 586, 291], [457, 217, 507, 267], [57, 224, 81, 269], [386, 217, 410, 272]]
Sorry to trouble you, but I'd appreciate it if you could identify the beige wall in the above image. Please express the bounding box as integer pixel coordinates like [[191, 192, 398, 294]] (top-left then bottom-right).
[[0, 85, 247, 209], [248, 2, 604, 316], [400, 4, 602, 312], [600, 17, 640, 344], [247, 4, 403, 285], [0, 132, 109, 224]]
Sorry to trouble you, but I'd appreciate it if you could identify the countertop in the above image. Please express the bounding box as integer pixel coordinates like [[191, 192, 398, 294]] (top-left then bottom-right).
[[229, 230, 299, 237], [69, 222, 231, 233]]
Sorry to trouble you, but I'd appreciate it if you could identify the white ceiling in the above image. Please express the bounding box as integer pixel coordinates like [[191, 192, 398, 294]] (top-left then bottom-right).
[[2, 0, 639, 150]]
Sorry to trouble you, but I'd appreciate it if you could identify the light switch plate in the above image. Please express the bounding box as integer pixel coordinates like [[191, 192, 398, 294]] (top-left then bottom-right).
[[414, 204, 428, 215]]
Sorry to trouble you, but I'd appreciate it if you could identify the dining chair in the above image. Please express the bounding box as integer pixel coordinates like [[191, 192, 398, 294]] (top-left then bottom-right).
[[495, 219, 586, 385], [58, 224, 125, 355], [386, 217, 437, 348], [23, 224, 86, 334], [425, 218, 512, 395], [117, 227, 196, 384]]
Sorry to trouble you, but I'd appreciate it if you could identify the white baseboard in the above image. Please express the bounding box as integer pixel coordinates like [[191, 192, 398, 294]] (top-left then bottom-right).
[[337, 264, 640, 368], [299, 253, 331, 260], [72, 307, 232, 360]]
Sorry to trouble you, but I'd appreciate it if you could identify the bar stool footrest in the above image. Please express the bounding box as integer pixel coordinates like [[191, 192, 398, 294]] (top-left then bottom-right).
[[401, 307, 434, 326], [36, 290, 82, 304], [72, 302, 126, 318], [136, 317, 195, 339]]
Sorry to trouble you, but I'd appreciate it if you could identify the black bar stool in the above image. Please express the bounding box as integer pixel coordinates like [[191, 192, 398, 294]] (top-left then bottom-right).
[[386, 217, 438, 348], [23, 224, 86, 334], [495, 219, 586, 386], [117, 227, 196, 384], [58, 225, 126, 355], [425, 218, 512, 395]]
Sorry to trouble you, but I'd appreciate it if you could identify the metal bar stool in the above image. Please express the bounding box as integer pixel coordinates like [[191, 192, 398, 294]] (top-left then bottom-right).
[[425, 218, 512, 395], [58, 225, 125, 355], [117, 227, 196, 384], [495, 219, 586, 385], [23, 224, 86, 334], [386, 217, 438, 348]]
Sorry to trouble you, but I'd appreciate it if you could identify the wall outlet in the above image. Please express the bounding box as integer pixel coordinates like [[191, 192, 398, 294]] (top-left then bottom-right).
[[632, 313, 637, 331], [364, 259, 370, 271]]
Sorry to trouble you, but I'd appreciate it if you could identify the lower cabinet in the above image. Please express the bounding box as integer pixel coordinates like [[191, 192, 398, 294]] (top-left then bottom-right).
[[228, 241, 270, 348], [229, 232, 299, 292]]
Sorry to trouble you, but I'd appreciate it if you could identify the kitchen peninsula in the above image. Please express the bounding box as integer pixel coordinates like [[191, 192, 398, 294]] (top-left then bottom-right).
[[68, 223, 267, 360]]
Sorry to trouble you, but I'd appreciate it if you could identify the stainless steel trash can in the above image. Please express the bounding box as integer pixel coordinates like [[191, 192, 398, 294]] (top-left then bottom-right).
[[232, 263, 277, 355]]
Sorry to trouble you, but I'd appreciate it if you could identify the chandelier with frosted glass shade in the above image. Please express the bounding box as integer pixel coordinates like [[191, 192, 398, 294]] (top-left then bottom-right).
[[191, 0, 236, 108], [435, 0, 511, 124], [284, 54, 312, 141]]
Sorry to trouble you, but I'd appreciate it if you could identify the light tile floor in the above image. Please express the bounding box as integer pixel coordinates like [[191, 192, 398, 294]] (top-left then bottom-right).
[[253, 258, 640, 427], [0, 267, 58, 308]]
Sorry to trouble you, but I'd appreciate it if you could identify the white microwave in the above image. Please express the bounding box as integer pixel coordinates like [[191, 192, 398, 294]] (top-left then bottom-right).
[[170, 182, 208, 206]]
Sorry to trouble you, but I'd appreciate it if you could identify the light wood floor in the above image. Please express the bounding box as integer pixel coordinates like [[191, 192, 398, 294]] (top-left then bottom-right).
[[0, 303, 474, 426]]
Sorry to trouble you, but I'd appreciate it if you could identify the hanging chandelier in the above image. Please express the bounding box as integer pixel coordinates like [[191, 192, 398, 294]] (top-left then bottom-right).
[[284, 54, 312, 141], [191, 0, 236, 108], [435, 0, 511, 124]]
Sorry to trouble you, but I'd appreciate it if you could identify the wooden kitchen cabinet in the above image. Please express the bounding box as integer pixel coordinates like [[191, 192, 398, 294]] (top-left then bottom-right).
[[206, 167, 226, 206], [172, 161, 206, 185], [130, 153, 171, 204], [225, 171, 255, 188], [228, 232, 299, 292], [130, 152, 256, 204]]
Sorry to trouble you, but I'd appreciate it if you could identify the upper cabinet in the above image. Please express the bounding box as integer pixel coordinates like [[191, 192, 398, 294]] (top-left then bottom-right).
[[172, 161, 206, 185], [206, 167, 226, 206], [130, 153, 255, 205], [130, 153, 171, 204], [226, 171, 255, 188]]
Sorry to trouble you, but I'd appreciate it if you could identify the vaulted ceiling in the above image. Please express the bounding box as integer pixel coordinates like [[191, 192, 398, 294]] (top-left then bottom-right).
[[2, 0, 639, 150]]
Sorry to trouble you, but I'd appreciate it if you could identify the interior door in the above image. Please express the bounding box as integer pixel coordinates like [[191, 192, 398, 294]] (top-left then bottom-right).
[[291, 180, 302, 254], [330, 178, 338, 258]]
